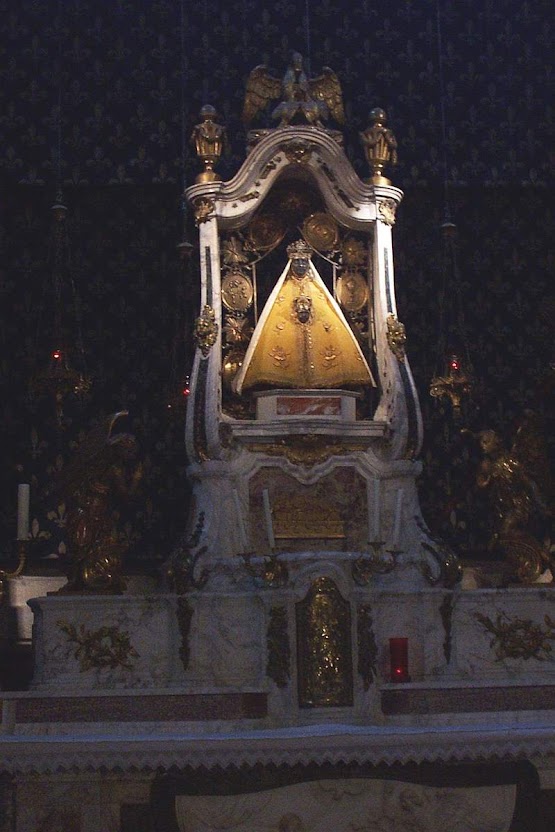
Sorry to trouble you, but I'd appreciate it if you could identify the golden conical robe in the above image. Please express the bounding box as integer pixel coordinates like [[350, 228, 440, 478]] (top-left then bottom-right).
[[234, 261, 374, 393]]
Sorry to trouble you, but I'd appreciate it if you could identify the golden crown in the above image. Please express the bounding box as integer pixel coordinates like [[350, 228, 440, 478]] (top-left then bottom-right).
[[287, 239, 313, 259]]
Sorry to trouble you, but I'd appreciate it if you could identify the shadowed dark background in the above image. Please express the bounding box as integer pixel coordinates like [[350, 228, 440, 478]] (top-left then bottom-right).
[[1, 0, 553, 573]]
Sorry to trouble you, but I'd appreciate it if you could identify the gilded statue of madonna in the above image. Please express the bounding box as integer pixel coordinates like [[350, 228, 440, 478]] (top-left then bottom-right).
[[233, 240, 374, 393]]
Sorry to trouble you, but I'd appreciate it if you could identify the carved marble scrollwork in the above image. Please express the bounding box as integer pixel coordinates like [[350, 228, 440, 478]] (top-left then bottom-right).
[[357, 604, 378, 690], [176, 598, 194, 671], [266, 606, 291, 688], [280, 140, 316, 165]]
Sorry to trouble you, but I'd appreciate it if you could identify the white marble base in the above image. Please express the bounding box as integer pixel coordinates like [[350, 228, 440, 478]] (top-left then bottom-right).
[[25, 583, 555, 709], [8, 576, 67, 642], [450, 586, 555, 680], [28, 595, 186, 690], [254, 389, 360, 421]]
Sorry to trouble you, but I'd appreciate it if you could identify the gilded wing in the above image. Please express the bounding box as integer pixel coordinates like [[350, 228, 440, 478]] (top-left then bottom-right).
[[242, 65, 282, 124], [53, 412, 129, 500], [510, 409, 553, 508], [309, 67, 345, 124]]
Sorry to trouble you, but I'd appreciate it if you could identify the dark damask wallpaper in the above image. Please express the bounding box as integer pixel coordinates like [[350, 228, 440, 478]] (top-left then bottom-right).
[[0, 0, 553, 574]]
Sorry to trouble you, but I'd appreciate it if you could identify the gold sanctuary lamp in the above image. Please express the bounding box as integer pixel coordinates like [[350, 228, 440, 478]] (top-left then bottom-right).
[[30, 347, 90, 425], [191, 104, 226, 184], [430, 353, 473, 417], [29, 193, 92, 423]]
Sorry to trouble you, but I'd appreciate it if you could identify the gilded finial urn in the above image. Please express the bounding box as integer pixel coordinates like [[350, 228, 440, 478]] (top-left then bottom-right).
[[191, 104, 226, 184], [360, 107, 398, 185]]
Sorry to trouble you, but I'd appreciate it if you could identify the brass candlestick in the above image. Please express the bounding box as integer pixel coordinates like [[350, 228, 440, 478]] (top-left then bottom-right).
[[0, 541, 28, 602]]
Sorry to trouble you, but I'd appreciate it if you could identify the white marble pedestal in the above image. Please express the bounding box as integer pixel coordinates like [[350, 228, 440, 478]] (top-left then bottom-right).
[[22, 582, 555, 723]]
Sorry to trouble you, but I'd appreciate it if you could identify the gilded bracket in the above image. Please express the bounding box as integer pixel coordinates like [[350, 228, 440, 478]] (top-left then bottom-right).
[[194, 305, 218, 357], [386, 314, 406, 361], [378, 198, 397, 226], [193, 196, 216, 225]]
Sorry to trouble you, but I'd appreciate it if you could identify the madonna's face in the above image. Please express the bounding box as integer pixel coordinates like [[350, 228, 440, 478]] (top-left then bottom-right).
[[291, 257, 309, 277]]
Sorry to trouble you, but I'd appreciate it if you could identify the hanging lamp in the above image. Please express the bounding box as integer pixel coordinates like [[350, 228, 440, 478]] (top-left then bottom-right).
[[428, 1, 473, 420], [29, 5, 91, 424], [166, 0, 194, 414]]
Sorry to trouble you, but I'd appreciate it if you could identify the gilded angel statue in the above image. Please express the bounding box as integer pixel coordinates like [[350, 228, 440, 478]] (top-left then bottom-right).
[[55, 411, 143, 593], [465, 410, 554, 583], [242, 52, 345, 127]]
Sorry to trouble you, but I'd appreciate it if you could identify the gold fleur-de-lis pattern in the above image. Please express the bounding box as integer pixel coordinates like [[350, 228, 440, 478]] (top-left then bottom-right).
[[1, 1, 552, 567]]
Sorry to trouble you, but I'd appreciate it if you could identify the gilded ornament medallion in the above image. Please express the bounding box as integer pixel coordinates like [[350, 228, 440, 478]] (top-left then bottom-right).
[[221, 272, 254, 312], [302, 212, 339, 251], [247, 212, 285, 250], [378, 198, 397, 226], [341, 237, 367, 267], [336, 271, 368, 312]]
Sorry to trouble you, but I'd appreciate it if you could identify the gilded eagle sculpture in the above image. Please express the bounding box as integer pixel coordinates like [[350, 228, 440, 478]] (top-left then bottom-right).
[[242, 52, 345, 127]]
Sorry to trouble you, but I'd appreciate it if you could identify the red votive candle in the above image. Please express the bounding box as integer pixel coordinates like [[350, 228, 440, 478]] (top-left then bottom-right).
[[389, 637, 410, 683]]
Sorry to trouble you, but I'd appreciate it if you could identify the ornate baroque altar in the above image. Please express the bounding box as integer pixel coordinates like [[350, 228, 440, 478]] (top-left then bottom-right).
[[1, 57, 555, 832]]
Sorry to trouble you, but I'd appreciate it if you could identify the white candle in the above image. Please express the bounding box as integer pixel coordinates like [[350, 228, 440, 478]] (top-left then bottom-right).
[[392, 487, 403, 547], [367, 478, 381, 541], [232, 489, 248, 552], [262, 489, 275, 549], [17, 483, 30, 540]]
